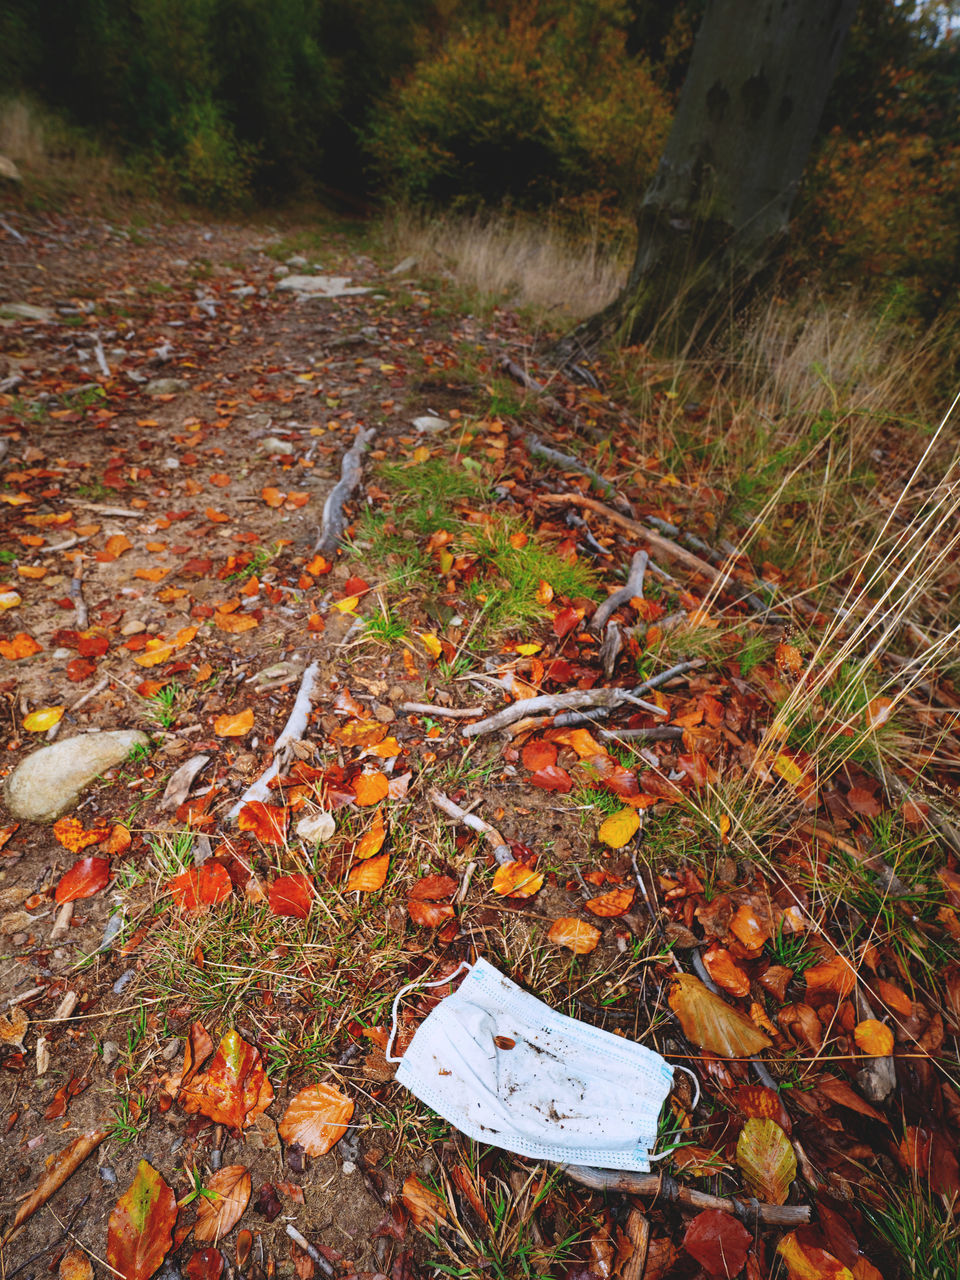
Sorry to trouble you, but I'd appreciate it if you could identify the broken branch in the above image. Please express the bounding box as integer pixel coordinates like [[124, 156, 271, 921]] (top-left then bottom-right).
[[429, 789, 511, 864], [315, 426, 376, 554], [462, 687, 666, 739], [592, 550, 648, 632]]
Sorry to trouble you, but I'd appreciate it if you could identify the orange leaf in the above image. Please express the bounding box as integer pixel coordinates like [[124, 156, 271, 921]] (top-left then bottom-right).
[[133, 642, 176, 667], [214, 708, 254, 737], [268, 874, 314, 919], [214, 610, 258, 633], [669, 974, 772, 1057], [279, 1083, 355, 1156], [584, 887, 635, 917], [261, 487, 285, 507], [853, 1018, 894, 1056], [354, 771, 389, 806], [237, 801, 288, 846], [777, 1231, 853, 1280], [102, 823, 132, 855], [0, 632, 42, 659], [805, 953, 857, 998], [547, 917, 601, 954], [194, 1165, 251, 1245], [355, 807, 387, 860], [347, 852, 390, 893], [55, 856, 111, 904], [105, 534, 132, 557], [491, 861, 544, 898], [179, 1030, 273, 1129], [702, 943, 751, 998], [402, 1175, 448, 1231], [53, 817, 108, 853], [134, 567, 168, 582]]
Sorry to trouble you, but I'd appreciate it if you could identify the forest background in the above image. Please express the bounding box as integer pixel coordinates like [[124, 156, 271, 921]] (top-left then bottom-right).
[[2, 0, 960, 331]]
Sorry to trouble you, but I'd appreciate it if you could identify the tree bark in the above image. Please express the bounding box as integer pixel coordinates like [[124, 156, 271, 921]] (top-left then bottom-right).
[[566, 0, 858, 355]]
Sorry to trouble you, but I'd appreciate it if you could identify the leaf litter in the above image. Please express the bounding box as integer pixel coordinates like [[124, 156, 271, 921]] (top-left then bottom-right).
[[0, 207, 958, 1280]]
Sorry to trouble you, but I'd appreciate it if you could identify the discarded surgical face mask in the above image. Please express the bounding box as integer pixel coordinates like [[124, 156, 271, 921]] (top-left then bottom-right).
[[387, 958, 696, 1171]]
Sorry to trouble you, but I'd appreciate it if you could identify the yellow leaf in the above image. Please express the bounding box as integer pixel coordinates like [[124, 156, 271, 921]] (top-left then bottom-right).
[[547, 918, 601, 954], [598, 807, 641, 849], [23, 706, 64, 732], [669, 974, 773, 1057], [418, 632, 442, 659], [515, 643, 541, 656], [412, 446, 431, 463], [133, 642, 176, 668], [0, 591, 22, 610], [773, 753, 803, 786], [333, 595, 359, 615], [367, 736, 401, 758], [492, 862, 544, 898]]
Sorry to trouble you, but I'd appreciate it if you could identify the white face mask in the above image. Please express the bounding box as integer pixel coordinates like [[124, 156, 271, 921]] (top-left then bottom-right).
[[387, 958, 695, 1171]]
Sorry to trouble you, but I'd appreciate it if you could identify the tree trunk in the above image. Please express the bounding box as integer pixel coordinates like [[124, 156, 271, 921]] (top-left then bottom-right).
[[567, 0, 858, 356]]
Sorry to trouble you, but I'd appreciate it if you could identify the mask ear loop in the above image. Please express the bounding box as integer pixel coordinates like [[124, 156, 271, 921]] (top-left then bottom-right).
[[385, 960, 473, 1063], [648, 1066, 701, 1163]]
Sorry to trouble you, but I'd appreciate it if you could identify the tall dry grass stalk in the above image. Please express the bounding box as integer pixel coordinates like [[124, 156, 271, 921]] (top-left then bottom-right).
[[382, 208, 629, 321]]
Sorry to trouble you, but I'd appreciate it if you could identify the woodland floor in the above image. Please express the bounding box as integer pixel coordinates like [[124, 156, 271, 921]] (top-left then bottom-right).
[[0, 206, 959, 1280]]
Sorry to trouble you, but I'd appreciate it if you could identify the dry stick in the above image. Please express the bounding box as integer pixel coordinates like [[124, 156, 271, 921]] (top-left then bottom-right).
[[46, 676, 110, 743], [69, 561, 88, 629], [524, 430, 620, 503], [429, 789, 511, 864], [877, 763, 960, 859], [400, 702, 485, 718], [600, 725, 684, 744], [560, 1166, 810, 1228], [462, 688, 666, 739], [499, 357, 604, 442], [592, 550, 648, 633], [227, 661, 319, 819], [315, 426, 376, 554], [72, 501, 144, 518]]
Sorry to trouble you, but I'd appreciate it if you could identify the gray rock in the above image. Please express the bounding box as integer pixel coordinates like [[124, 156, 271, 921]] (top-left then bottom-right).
[[273, 265, 290, 277], [286, 255, 309, 267], [145, 376, 188, 395], [276, 275, 371, 298], [413, 415, 449, 434], [0, 302, 53, 322], [260, 436, 296, 455], [390, 255, 418, 276], [3, 730, 150, 822]]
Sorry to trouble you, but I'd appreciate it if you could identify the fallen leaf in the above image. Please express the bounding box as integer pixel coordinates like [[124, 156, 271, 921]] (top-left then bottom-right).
[[522, 739, 558, 770], [598, 807, 641, 848], [528, 764, 574, 793], [683, 1209, 752, 1278], [23, 706, 64, 731], [53, 816, 107, 853], [702, 943, 751, 998], [59, 1249, 94, 1280], [169, 864, 233, 913], [1, 1128, 107, 1244], [492, 861, 544, 898], [777, 1231, 853, 1280], [354, 771, 389, 806], [548, 917, 602, 954], [237, 801, 288, 846], [355, 807, 387, 859], [194, 1165, 251, 1245], [347, 852, 390, 893], [735, 1118, 795, 1205], [0, 1005, 28, 1049], [402, 1175, 448, 1231], [106, 1160, 177, 1280], [55, 856, 111, 904], [585, 887, 635, 917], [279, 1083, 355, 1156], [185, 1248, 224, 1280], [179, 1030, 274, 1129], [853, 1019, 894, 1056], [805, 954, 857, 998], [268, 874, 314, 919], [408, 873, 458, 927], [669, 975, 772, 1057], [214, 708, 254, 737], [215, 610, 258, 633]]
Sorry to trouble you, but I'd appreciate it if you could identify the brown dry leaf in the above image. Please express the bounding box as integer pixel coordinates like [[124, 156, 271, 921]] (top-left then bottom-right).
[[805, 953, 857, 998], [547, 917, 602, 954], [402, 1175, 448, 1231], [215, 610, 258, 634], [669, 975, 772, 1057], [58, 1249, 94, 1280], [279, 1083, 355, 1156], [585, 886, 635, 917], [213, 708, 254, 737], [2, 1128, 107, 1243], [194, 1165, 251, 1244], [735, 1118, 796, 1204], [702, 944, 751, 998], [0, 1005, 28, 1049]]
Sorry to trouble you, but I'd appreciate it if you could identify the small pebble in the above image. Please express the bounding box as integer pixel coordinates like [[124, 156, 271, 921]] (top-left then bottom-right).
[[101, 1040, 119, 1065], [99, 1165, 118, 1186], [112, 968, 136, 995], [341, 1160, 357, 1175]]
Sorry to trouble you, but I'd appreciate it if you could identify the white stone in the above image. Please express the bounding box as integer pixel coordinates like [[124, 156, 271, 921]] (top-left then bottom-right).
[[3, 730, 150, 823], [276, 275, 371, 297]]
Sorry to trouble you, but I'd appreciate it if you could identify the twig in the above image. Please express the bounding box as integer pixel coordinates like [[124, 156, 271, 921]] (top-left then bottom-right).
[[47, 676, 110, 742], [92, 336, 110, 380], [429, 789, 511, 864], [401, 702, 485, 718], [508, 708, 613, 736], [560, 1166, 810, 1228], [599, 725, 684, 744], [524, 431, 619, 502], [72, 501, 143, 518], [463, 688, 666, 739], [634, 660, 704, 693], [592, 550, 648, 632], [315, 427, 376, 554], [50, 901, 75, 942], [228, 661, 319, 819], [285, 1224, 335, 1277], [2, 1194, 91, 1279], [70, 562, 88, 629]]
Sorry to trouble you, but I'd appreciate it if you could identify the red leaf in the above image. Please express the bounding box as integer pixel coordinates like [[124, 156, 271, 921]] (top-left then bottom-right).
[[407, 876, 459, 927], [76, 634, 109, 658], [268, 874, 314, 919], [185, 1248, 224, 1280], [55, 856, 110, 904], [106, 1160, 177, 1280], [683, 1210, 751, 1278], [237, 801, 288, 846], [553, 606, 582, 639], [168, 864, 233, 913], [66, 657, 97, 681], [521, 740, 558, 771], [529, 764, 573, 793]]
